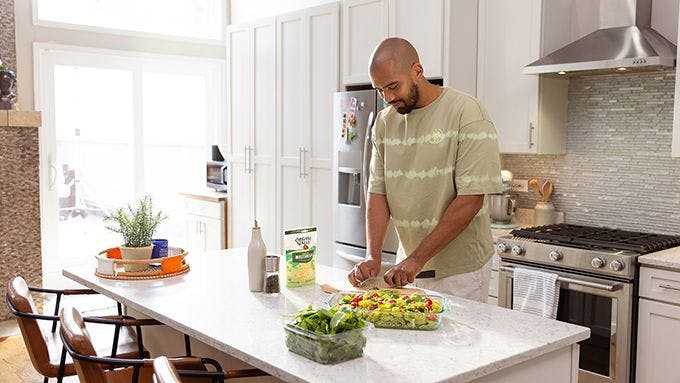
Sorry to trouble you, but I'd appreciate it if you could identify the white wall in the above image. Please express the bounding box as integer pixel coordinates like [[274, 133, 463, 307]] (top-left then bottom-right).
[[14, 0, 229, 111], [230, 0, 337, 24]]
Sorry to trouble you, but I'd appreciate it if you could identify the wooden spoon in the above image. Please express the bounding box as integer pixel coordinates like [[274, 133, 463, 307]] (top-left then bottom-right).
[[541, 181, 554, 203], [529, 178, 543, 201]]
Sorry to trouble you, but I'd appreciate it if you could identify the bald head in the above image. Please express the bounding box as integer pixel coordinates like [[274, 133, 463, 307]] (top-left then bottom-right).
[[369, 38, 420, 76]]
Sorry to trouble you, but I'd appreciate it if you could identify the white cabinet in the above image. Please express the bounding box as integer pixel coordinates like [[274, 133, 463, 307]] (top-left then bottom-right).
[[637, 266, 680, 382], [342, 0, 447, 85], [477, 0, 570, 154], [185, 197, 227, 252], [226, 19, 277, 249], [277, 3, 339, 265]]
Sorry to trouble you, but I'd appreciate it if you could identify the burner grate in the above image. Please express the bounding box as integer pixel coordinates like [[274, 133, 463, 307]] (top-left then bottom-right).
[[510, 224, 680, 254]]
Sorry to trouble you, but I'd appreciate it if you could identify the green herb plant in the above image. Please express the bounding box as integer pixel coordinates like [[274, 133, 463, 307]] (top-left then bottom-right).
[[103, 195, 166, 247], [0, 59, 4, 70]]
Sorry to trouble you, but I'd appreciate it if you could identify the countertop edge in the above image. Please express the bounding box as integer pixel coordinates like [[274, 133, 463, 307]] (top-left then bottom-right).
[[179, 191, 229, 203], [638, 248, 680, 271]]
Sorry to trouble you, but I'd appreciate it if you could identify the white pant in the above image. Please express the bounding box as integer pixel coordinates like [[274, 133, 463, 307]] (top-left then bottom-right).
[[412, 257, 493, 302]]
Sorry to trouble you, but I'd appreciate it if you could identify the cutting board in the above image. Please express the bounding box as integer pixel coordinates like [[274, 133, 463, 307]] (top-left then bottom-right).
[[319, 279, 424, 295]]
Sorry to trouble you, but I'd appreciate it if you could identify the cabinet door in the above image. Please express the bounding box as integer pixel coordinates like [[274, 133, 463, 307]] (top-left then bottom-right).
[[252, 20, 278, 251], [637, 299, 680, 382], [186, 214, 205, 252], [477, 0, 540, 153], [388, 0, 445, 78], [229, 161, 253, 248], [202, 217, 225, 250], [342, 0, 388, 85], [277, 12, 308, 243], [226, 25, 253, 160], [307, 3, 339, 266]]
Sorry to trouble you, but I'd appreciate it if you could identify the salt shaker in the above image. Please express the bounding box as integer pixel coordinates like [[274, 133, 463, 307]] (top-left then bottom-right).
[[263, 255, 280, 294]]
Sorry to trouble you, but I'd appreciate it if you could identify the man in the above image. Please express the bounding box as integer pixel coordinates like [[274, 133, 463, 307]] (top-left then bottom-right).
[[347, 38, 502, 302]]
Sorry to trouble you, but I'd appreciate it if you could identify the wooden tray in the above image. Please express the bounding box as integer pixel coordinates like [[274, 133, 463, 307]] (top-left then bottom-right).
[[95, 247, 190, 280]]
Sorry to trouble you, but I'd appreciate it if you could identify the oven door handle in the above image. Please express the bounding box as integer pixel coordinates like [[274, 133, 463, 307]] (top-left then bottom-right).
[[500, 265, 623, 292]]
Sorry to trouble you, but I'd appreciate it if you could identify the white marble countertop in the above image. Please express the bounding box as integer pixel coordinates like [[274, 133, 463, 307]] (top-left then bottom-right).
[[63, 249, 588, 383], [638, 247, 680, 270]]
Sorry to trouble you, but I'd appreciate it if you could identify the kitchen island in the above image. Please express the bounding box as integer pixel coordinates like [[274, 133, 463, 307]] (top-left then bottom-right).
[[63, 249, 588, 383]]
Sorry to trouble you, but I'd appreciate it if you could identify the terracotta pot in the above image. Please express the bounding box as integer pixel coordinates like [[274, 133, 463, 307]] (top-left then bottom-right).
[[120, 245, 153, 272]]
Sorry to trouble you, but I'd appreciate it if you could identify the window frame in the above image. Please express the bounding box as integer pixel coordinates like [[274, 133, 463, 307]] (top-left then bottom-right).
[[31, 0, 228, 45]]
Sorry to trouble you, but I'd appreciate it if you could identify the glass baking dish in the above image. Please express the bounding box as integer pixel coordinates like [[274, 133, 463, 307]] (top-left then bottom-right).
[[326, 290, 451, 330]]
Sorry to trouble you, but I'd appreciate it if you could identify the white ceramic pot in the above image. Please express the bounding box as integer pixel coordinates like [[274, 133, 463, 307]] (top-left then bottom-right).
[[120, 245, 153, 272]]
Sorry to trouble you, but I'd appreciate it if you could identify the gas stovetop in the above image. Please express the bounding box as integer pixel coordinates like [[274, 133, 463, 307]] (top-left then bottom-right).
[[497, 224, 680, 280], [510, 224, 680, 254]]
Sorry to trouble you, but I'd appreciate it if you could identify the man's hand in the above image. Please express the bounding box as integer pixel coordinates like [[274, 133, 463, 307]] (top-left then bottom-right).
[[348, 257, 381, 286], [384, 256, 425, 287]]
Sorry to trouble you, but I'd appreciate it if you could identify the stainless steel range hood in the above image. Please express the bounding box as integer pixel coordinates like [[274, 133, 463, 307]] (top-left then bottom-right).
[[524, 0, 676, 76]]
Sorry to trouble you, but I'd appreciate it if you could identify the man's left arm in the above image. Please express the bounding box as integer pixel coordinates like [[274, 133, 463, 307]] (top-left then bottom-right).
[[384, 194, 483, 286]]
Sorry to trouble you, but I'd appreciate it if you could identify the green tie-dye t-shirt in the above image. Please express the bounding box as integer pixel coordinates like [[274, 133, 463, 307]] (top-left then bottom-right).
[[368, 88, 502, 277]]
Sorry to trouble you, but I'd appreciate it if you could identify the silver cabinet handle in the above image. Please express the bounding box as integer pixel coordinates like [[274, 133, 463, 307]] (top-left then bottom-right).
[[243, 145, 249, 174], [500, 265, 622, 292], [248, 145, 254, 173], [659, 283, 680, 292], [528, 122, 535, 148], [298, 147, 308, 178], [302, 147, 308, 178]]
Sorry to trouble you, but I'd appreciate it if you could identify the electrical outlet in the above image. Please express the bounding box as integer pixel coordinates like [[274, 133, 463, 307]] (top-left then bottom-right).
[[511, 179, 529, 193]]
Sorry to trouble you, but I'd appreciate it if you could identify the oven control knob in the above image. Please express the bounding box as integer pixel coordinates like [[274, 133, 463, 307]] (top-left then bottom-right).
[[610, 260, 625, 272], [496, 243, 509, 253], [549, 250, 563, 261], [511, 245, 525, 256], [591, 257, 606, 268]]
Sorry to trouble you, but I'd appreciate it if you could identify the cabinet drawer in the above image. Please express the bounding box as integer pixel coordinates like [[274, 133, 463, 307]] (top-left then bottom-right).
[[489, 270, 499, 298], [640, 266, 680, 305], [185, 198, 224, 220]]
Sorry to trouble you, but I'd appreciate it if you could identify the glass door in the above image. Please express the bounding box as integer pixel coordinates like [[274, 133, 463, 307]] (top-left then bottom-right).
[[36, 45, 224, 301]]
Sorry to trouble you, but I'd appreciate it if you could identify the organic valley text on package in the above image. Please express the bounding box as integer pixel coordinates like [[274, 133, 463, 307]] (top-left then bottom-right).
[[285, 227, 317, 287]]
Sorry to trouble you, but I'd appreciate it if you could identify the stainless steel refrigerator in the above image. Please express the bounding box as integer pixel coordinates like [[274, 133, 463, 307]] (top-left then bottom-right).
[[332, 90, 399, 272]]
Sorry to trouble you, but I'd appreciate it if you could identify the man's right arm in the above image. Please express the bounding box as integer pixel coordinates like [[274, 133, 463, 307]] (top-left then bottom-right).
[[366, 192, 390, 261], [348, 193, 390, 286]]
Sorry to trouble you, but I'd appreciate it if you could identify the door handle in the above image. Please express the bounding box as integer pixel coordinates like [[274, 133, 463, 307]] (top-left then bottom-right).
[[500, 265, 623, 292], [301, 147, 308, 178], [528, 122, 535, 149], [49, 162, 58, 191], [243, 145, 249, 174], [659, 283, 680, 292], [298, 147, 304, 178], [362, 111, 375, 203]]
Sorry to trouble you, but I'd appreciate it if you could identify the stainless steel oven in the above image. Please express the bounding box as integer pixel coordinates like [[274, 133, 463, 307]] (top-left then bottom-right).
[[496, 224, 680, 383], [499, 260, 633, 383]]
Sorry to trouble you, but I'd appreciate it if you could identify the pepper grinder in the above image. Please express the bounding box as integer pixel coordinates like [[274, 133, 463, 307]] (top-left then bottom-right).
[[247, 220, 266, 292], [263, 255, 280, 295]]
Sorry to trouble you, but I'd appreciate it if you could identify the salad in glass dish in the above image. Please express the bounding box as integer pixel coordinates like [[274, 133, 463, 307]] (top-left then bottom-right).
[[327, 290, 451, 330]]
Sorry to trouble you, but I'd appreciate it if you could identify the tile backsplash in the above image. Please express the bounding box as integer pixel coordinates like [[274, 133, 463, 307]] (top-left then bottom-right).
[[502, 70, 680, 235]]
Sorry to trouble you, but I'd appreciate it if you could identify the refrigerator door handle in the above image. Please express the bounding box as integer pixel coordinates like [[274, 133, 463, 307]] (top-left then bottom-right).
[[361, 111, 375, 205]]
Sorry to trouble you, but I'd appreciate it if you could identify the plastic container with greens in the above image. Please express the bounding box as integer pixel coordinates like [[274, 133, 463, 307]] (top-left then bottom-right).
[[284, 306, 371, 364], [326, 290, 452, 330]]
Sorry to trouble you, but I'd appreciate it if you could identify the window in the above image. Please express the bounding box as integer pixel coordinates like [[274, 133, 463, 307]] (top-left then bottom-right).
[[35, 0, 224, 41], [37, 45, 225, 287]]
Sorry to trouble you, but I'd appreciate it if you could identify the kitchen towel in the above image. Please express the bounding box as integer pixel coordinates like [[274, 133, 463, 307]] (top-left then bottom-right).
[[512, 267, 560, 319]]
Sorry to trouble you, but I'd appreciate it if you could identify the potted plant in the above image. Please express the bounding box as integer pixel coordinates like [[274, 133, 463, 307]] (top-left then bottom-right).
[[104, 195, 167, 272]]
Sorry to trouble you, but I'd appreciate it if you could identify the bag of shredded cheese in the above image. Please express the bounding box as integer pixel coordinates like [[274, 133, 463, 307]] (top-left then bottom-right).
[[285, 227, 317, 287]]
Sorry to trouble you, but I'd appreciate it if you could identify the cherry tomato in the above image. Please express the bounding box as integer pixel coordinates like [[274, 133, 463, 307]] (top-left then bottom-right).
[[427, 314, 437, 321]]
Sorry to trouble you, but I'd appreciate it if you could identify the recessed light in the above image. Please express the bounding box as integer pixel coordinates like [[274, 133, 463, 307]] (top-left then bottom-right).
[[617, 67, 627, 71], [557, 71, 566, 75]]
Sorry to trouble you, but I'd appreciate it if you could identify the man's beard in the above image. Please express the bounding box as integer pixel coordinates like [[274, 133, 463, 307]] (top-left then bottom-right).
[[393, 84, 419, 114]]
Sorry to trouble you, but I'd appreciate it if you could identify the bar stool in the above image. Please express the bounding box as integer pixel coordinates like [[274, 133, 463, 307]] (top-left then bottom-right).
[[60, 305, 269, 383], [6, 276, 160, 383]]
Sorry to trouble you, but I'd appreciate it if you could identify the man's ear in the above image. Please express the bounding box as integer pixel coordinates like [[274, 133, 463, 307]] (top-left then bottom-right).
[[411, 62, 424, 81]]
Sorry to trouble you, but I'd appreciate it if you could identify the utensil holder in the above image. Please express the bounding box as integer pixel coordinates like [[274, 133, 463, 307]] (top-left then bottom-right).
[[533, 201, 556, 226]]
